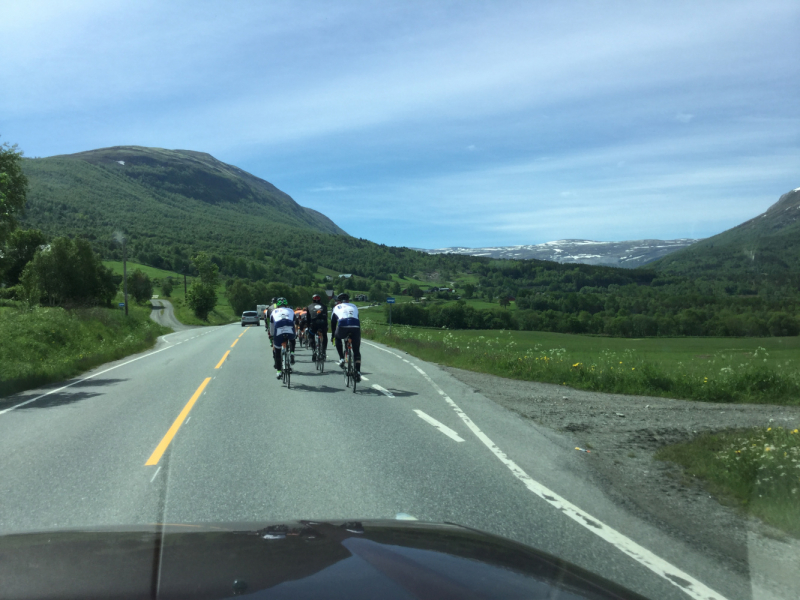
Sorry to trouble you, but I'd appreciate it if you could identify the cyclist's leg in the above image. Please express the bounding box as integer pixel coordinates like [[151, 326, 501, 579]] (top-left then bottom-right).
[[334, 335, 344, 360], [272, 334, 283, 370], [321, 327, 328, 353], [308, 324, 317, 351]]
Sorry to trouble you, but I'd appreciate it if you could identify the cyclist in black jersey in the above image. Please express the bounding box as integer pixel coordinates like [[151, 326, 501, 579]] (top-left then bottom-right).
[[307, 294, 328, 355]]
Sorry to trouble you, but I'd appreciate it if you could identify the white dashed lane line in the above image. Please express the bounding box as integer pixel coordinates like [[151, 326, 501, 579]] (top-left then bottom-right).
[[371, 384, 394, 398], [362, 340, 728, 600], [414, 410, 465, 442]]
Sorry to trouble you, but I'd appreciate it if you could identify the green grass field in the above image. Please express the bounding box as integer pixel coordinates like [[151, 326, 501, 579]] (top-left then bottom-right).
[[656, 427, 800, 537], [102, 260, 183, 281], [360, 320, 800, 405]]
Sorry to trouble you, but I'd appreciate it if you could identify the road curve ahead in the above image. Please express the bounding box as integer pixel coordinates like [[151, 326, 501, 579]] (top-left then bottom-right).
[[0, 323, 763, 600], [150, 298, 194, 331]]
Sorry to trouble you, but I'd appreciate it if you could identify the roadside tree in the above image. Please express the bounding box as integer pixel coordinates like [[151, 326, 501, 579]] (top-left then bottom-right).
[[226, 279, 255, 315], [129, 269, 153, 304], [187, 251, 219, 319], [187, 281, 217, 320], [0, 140, 28, 246], [1, 228, 46, 285], [161, 277, 173, 297], [20, 237, 116, 306]]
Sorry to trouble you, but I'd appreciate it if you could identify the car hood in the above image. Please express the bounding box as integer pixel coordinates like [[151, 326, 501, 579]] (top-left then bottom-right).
[[0, 519, 647, 599]]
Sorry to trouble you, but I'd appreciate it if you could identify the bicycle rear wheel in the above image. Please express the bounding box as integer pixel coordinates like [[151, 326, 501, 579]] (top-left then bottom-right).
[[282, 344, 291, 388], [347, 341, 356, 393]]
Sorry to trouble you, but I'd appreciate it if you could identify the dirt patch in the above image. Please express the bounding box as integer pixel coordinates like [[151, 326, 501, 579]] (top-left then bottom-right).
[[443, 366, 800, 570]]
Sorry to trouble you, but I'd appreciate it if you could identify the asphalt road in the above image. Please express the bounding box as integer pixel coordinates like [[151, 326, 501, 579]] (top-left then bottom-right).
[[0, 321, 766, 600]]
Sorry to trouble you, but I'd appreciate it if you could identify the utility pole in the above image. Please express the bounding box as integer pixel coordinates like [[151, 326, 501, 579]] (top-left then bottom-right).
[[183, 267, 188, 296], [122, 235, 128, 316]]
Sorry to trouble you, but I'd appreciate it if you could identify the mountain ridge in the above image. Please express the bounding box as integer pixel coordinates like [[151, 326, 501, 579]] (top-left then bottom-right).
[[652, 188, 800, 285]]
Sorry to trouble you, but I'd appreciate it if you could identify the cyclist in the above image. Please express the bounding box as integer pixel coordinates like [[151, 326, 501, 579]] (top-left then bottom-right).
[[307, 294, 328, 357], [330, 292, 361, 381], [269, 297, 296, 379], [294, 306, 308, 344], [265, 297, 277, 333]]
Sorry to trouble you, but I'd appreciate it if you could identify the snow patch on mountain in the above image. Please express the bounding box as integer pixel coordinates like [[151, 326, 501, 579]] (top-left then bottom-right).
[[419, 238, 701, 268]]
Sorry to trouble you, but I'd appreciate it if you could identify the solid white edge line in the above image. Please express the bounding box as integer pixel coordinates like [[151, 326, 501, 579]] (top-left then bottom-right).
[[363, 340, 728, 600], [371, 384, 395, 398], [0, 345, 175, 417], [361, 376, 369, 381], [413, 409, 465, 442], [150, 466, 162, 482]]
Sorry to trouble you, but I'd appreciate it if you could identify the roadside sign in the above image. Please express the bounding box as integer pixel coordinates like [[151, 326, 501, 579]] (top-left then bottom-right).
[[118, 303, 125, 308], [386, 297, 395, 304]]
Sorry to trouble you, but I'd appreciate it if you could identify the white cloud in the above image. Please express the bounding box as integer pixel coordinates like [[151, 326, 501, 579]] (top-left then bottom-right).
[[308, 185, 351, 193], [676, 113, 694, 123]]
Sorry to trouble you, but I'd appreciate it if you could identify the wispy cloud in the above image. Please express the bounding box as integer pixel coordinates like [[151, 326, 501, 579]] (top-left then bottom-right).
[[308, 185, 351, 193]]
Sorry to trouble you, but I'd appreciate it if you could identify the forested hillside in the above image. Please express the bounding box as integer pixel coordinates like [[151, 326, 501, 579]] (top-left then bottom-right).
[[653, 188, 800, 289]]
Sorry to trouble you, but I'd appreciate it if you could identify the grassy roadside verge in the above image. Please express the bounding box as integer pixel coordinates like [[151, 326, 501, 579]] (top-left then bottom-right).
[[656, 427, 800, 537], [0, 303, 170, 399], [361, 320, 800, 405]]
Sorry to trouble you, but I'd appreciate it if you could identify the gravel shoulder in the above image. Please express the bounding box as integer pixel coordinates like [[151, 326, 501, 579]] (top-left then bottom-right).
[[443, 366, 800, 594]]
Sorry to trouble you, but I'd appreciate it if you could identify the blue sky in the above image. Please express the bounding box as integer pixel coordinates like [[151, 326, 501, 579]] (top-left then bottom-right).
[[2, 1, 798, 248]]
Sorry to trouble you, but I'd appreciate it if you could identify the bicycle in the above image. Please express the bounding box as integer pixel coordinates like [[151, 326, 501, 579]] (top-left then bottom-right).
[[281, 340, 291, 388], [313, 330, 326, 372], [343, 335, 357, 393]]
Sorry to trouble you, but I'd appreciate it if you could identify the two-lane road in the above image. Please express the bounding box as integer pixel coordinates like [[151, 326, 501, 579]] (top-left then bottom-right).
[[0, 322, 759, 599]]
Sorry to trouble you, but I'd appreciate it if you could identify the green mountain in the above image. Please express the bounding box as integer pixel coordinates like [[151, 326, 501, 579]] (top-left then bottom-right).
[[20, 145, 345, 257], [653, 188, 800, 288], [18, 146, 463, 283]]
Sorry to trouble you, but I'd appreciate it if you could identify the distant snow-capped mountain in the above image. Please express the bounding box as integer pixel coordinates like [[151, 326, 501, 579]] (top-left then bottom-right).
[[418, 239, 701, 268]]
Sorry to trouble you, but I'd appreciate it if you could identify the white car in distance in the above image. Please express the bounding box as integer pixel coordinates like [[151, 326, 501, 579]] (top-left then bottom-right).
[[241, 311, 260, 327]]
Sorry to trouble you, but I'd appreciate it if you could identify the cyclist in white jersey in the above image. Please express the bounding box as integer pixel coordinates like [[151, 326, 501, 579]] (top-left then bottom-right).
[[270, 298, 296, 379], [330, 293, 361, 381]]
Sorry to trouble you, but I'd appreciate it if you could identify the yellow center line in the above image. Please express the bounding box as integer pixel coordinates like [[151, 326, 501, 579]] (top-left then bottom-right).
[[145, 377, 211, 466], [239, 327, 250, 337], [215, 351, 230, 369], [231, 339, 239, 348]]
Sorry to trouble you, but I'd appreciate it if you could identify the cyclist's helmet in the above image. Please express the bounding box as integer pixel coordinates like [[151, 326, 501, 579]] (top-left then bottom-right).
[[312, 294, 322, 303], [337, 293, 350, 303], [270, 297, 276, 304], [275, 297, 288, 308]]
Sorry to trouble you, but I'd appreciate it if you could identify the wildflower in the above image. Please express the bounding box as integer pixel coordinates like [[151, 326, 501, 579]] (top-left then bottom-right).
[[767, 427, 771, 432], [631, 367, 635, 371], [572, 362, 581, 367]]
